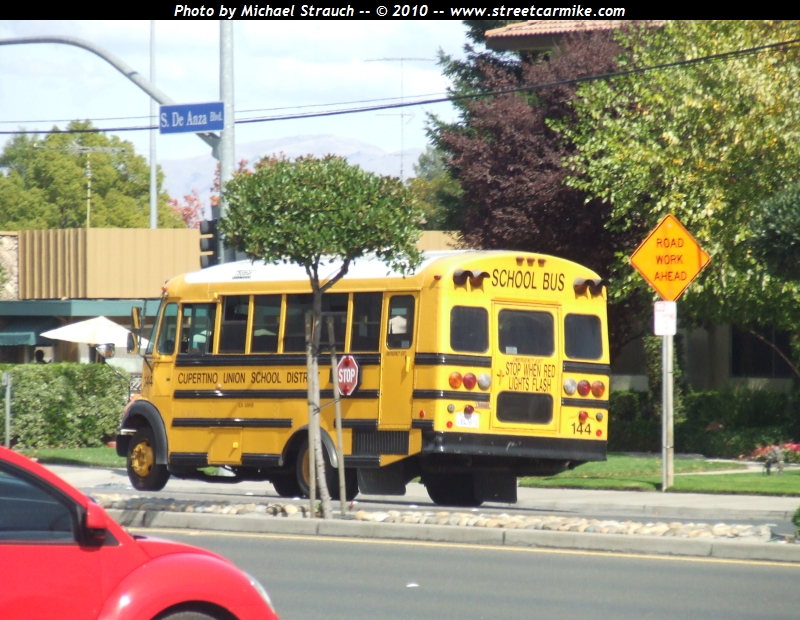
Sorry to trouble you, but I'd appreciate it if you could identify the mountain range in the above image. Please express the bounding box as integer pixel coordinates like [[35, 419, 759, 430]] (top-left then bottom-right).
[[159, 134, 423, 211]]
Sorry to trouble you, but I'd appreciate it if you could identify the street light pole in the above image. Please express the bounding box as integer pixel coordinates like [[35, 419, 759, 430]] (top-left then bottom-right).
[[149, 21, 158, 229], [218, 21, 235, 264]]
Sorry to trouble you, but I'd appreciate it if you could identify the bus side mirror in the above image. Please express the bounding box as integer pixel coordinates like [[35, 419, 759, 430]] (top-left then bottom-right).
[[96, 343, 116, 359], [128, 307, 141, 354], [127, 332, 139, 355]]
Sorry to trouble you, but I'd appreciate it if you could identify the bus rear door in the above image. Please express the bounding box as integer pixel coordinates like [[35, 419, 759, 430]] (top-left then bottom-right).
[[491, 303, 561, 435]]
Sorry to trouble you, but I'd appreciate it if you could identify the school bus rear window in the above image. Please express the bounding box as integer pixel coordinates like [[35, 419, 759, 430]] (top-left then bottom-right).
[[450, 306, 488, 353], [564, 314, 602, 360], [498, 310, 554, 356]]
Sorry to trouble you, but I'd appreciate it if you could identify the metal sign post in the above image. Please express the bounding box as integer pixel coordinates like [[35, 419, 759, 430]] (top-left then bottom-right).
[[631, 215, 709, 491], [3, 372, 10, 449], [655, 301, 676, 491]]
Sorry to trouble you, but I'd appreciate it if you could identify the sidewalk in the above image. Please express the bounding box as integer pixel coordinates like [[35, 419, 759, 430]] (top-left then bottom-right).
[[49, 464, 800, 522]]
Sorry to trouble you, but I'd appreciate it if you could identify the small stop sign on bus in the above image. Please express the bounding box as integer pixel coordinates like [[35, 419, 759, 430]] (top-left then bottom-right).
[[337, 355, 360, 396]]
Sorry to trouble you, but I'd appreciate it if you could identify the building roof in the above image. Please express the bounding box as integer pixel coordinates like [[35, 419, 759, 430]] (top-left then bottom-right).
[[485, 20, 650, 51]]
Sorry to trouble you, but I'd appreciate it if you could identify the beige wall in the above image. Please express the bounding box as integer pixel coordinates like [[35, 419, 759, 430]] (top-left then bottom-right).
[[18, 228, 200, 300]]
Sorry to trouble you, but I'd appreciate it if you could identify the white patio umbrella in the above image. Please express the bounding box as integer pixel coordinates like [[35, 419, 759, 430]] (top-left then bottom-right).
[[40, 316, 131, 348]]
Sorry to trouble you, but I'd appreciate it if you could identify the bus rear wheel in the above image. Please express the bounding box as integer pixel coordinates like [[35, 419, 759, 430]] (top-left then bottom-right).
[[126, 426, 170, 491], [271, 471, 302, 498], [424, 473, 483, 508]]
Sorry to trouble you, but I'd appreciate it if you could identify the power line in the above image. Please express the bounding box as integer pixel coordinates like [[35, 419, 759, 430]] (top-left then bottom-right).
[[2, 38, 798, 137]]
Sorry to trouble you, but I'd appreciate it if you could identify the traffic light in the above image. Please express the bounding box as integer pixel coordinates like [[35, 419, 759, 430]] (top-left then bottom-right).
[[199, 219, 219, 268]]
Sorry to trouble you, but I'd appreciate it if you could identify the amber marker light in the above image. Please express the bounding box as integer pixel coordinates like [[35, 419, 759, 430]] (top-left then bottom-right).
[[591, 380, 606, 397], [449, 372, 463, 389]]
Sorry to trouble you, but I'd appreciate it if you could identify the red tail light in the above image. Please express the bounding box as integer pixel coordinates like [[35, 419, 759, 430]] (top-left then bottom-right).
[[463, 373, 477, 390], [577, 380, 591, 396], [578, 411, 589, 423], [464, 405, 475, 414], [449, 372, 463, 389]]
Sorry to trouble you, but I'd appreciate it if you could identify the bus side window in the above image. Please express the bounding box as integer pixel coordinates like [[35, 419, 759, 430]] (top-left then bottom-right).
[[219, 296, 249, 354], [564, 314, 603, 360], [251, 295, 281, 353], [179, 304, 217, 355], [350, 292, 382, 352], [387, 295, 415, 350], [156, 303, 179, 356], [284, 294, 348, 353]]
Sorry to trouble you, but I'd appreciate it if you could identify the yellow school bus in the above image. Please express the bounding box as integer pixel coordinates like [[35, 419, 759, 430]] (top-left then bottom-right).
[[117, 250, 609, 506]]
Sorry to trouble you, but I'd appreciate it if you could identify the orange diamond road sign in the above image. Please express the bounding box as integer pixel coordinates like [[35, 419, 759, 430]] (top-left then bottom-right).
[[630, 214, 710, 302]]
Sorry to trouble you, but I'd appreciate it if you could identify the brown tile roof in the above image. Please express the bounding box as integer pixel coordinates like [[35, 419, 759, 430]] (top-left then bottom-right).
[[485, 20, 662, 51], [485, 20, 631, 39]]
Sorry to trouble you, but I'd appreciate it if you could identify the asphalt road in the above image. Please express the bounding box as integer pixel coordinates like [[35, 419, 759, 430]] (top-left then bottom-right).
[[149, 529, 800, 620]]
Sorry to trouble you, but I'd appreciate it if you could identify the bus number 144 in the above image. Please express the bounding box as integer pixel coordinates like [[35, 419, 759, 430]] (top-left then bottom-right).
[[571, 423, 592, 435]]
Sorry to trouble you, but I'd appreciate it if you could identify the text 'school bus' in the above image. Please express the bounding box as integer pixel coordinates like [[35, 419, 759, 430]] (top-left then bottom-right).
[[116, 250, 609, 507]]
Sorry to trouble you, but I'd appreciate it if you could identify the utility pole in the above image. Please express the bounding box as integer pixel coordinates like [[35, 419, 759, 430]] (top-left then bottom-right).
[[218, 21, 235, 264], [149, 21, 158, 229], [365, 57, 434, 180], [35, 143, 127, 227]]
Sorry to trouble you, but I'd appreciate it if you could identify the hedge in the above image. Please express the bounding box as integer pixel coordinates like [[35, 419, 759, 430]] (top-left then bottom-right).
[[0, 363, 128, 449], [609, 389, 800, 458]]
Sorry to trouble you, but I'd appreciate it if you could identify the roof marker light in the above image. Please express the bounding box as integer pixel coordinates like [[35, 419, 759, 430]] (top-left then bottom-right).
[[516, 256, 524, 265]]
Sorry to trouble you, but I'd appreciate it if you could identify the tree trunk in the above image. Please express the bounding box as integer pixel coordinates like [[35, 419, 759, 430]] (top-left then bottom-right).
[[311, 285, 332, 518]]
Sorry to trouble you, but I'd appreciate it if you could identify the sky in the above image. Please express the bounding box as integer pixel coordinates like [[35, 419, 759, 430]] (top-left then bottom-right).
[[0, 20, 470, 166]]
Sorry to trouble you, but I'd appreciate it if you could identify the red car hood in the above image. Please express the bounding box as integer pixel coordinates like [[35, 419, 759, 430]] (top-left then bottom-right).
[[134, 536, 226, 562]]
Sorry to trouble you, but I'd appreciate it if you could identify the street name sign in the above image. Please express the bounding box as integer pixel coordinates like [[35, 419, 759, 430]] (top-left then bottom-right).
[[160, 102, 224, 134], [630, 214, 710, 301]]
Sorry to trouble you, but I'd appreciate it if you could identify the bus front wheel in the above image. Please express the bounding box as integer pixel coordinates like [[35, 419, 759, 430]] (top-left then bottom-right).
[[126, 426, 170, 491], [424, 473, 483, 508]]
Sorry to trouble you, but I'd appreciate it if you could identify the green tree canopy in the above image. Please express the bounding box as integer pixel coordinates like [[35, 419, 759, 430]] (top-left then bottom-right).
[[406, 145, 462, 231], [220, 154, 423, 517], [0, 121, 183, 229], [563, 20, 800, 333]]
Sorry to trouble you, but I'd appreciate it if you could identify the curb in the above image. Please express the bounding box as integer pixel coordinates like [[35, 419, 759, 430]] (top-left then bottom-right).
[[106, 509, 800, 564]]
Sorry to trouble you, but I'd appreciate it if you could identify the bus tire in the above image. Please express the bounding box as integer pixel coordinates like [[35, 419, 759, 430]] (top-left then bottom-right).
[[127, 426, 170, 491], [329, 468, 359, 502], [423, 473, 483, 508], [295, 438, 338, 499], [271, 471, 302, 498]]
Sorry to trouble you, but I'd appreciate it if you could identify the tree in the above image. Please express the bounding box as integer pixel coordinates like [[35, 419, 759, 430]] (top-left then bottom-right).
[[220, 155, 423, 518], [406, 146, 462, 230], [0, 121, 184, 229], [431, 26, 648, 357], [563, 20, 800, 346], [169, 189, 204, 229]]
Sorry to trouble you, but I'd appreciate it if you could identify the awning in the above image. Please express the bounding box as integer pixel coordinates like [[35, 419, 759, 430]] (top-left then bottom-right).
[[0, 317, 60, 346]]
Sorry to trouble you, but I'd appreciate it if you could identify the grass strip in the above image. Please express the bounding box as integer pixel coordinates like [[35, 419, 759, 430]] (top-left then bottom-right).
[[17, 447, 126, 469]]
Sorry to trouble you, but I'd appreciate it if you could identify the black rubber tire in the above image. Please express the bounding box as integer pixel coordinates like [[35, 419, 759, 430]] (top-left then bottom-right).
[[126, 426, 170, 491], [424, 473, 483, 508], [156, 612, 217, 620], [329, 467, 359, 502], [271, 471, 302, 498], [295, 438, 338, 499]]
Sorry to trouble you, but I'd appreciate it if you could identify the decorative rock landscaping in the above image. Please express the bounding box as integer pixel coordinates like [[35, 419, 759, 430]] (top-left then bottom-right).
[[92, 493, 773, 541]]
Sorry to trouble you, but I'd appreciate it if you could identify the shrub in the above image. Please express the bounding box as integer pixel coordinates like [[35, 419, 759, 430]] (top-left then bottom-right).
[[0, 363, 128, 449]]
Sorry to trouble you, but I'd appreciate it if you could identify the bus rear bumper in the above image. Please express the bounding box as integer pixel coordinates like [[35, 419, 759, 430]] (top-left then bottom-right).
[[421, 431, 607, 463]]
